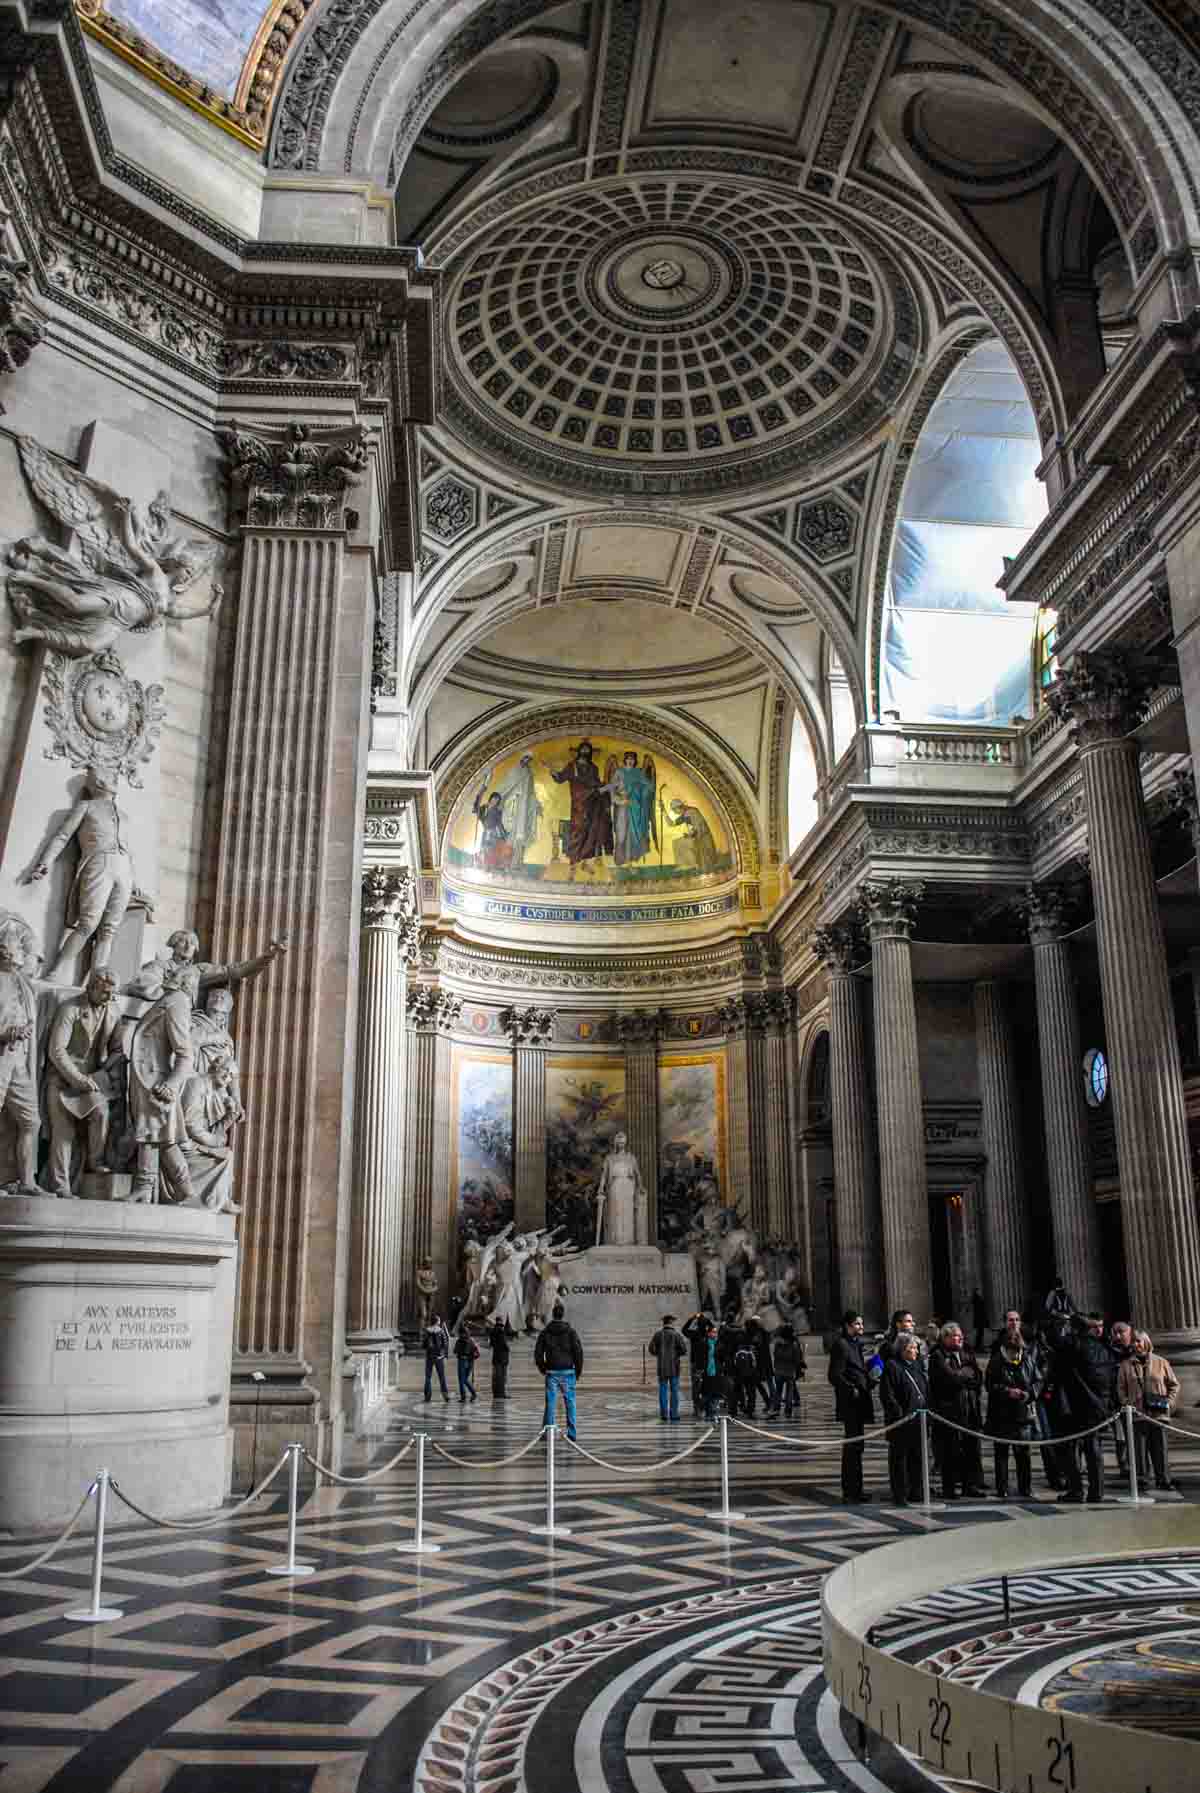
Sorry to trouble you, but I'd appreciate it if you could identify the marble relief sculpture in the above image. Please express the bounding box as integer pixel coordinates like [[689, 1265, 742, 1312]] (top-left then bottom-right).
[[27, 765, 152, 979], [684, 1202, 810, 1330], [43, 968, 122, 1196], [4, 437, 221, 657], [594, 1130, 647, 1244], [416, 1258, 438, 1326], [0, 912, 55, 1192]]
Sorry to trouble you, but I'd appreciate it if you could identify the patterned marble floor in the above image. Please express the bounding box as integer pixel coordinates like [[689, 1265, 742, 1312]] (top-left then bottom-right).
[[1, 1347, 1197, 1792]]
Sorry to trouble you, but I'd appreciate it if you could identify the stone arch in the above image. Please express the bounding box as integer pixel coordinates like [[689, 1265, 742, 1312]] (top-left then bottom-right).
[[267, 0, 1200, 262], [433, 701, 764, 879]]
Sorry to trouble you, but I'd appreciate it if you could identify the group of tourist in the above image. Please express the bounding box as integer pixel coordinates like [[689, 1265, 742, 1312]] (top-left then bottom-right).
[[831, 1286, 1182, 1506], [420, 1303, 584, 1441]]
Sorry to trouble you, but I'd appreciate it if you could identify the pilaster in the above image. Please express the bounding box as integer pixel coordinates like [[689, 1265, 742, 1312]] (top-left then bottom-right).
[[618, 1009, 662, 1244], [501, 1006, 555, 1233], [972, 980, 1030, 1321], [215, 419, 372, 1468], [1020, 884, 1104, 1312], [858, 880, 930, 1319], [1050, 653, 1200, 1337], [811, 920, 883, 1325], [719, 999, 754, 1226], [403, 987, 462, 1322]]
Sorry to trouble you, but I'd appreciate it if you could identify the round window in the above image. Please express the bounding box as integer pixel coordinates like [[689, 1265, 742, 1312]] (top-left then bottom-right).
[[1082, 1048, 1108, 1108]]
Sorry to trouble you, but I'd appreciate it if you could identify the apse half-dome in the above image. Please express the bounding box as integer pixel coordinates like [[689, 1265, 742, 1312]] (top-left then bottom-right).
[[440, 723, 741, 931]]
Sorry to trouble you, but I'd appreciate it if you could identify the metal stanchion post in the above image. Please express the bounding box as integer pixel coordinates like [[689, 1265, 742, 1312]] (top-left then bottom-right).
[[66, 1470, 123, 1623], [1117, 1404, 1153, 1505], [397, 1433, 442, 1553], [707, 1415, 746, 1521], [531, 1424, 573, 1535], [916, 1409, 944, 1514], [267, 1443, 317, 1576]]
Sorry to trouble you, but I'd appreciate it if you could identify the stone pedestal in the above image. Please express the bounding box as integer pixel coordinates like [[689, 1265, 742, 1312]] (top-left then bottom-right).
[[1050, 654, 1200, 1338], [973, 980, 1030, 1321], [0, 1198, 237, 1531], [1023, 886, 1103, 1312], [861, 882, 931, 1319], [813, 922, 882, 1325], [557, 1245, 698, 1342]]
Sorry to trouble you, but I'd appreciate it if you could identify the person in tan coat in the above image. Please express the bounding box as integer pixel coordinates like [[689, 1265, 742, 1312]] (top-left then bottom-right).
[[1117, 1332, 1180, 1492]]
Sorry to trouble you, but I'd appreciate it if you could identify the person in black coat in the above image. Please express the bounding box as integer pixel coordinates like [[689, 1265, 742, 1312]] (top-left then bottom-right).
[[828, 1310, 874, 1502], [1055, 1311, 1117, 1502], [747, 1320, 775, 1416], [720, 1321, 759, 1417], [928, 1321, 985, 1499], [985, 1310, 1042, 1498], [488, 1316, 512, 1400], [682, 1312, 712, 1417], [880, 1333, 928, 1504]]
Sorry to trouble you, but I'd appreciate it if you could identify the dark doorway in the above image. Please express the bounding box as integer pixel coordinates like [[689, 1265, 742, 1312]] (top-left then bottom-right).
[[928, 1191, 953, 1322], [1098, 1198, 1131, 1319]]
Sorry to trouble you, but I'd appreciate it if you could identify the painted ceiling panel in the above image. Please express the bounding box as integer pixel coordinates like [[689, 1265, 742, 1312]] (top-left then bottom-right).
[[104, 0, 265, 100]]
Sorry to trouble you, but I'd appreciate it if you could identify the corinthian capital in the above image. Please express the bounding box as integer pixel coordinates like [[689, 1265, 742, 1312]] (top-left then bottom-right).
[[0, 246, 45, 404], [1171, 765, 1200, 853], [360, 865, 412, 928], [1047, 649, 1156, 747], [1017, 881, 1076, 947], [617, 1007, 664, 1046], [500, 1005, 555, 1046], [216, 418, 368, 530], [857, 879, 923, 941], [810, 918, 867, 974]]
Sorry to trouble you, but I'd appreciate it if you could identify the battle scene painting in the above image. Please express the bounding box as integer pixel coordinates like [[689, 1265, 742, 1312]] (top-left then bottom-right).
[[657, 1054, 727, 1250], [445, 731, 733, 893], [545, 1059, 627, 1249], [452, 1051, 514, 1255]]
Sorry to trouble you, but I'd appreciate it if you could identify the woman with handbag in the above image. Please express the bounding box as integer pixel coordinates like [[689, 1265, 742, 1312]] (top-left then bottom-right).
[[1117, 1332, 1180, 1491]]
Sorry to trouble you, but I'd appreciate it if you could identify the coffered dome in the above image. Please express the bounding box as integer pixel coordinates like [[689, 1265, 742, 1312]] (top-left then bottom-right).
[[443, 178, 922, 499]]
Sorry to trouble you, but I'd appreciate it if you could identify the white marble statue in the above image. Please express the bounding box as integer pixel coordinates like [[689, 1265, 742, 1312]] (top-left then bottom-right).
[[697, 1230, 724, 1315], [416, 1258, 438, 1326], [43, 967, 122, 1196], [461, 1222, 514, 1320], [28, 766, 152, 980], [0, 912, 54, 1192], [180, 1050, 240, 1214], [132, 927, 287, 1003], [594, 1131, 647, 1245], [127, 962, 200, 1204], [5, 436, 221, 658], [528, 1236, 587, 1327]]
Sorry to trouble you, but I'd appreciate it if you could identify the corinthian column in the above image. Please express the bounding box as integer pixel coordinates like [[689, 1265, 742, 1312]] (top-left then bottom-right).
[[860, 881, 930, 1318], [347, 867, 410, 1351], [619, 1009, 662, 1244], [973, 980, 1030, 1319], [1021, 885, 1103, 1312], [402, 987, 462, 1322], [812, 920, 882, 1325], [214, 420, 372, 1466], [758, 994, 795, 1239], [720, 999, 755, 1226], [1050, 652, 1200, 1337], [502, 1006, 554, 1233]]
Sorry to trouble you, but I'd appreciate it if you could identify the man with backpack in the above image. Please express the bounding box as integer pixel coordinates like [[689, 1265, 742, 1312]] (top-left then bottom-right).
[[720, 1318, 759, 1417], [454, 1323, 480, 1402], [648, 1314, 687, 1421], [422, 1314, 451, 1402]]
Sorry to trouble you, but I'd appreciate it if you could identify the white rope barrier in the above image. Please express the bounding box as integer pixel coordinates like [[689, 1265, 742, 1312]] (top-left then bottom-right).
[[65, 1469, 123, 1624], [709, 1414, 745, 1521], [112, 1451, 291, 1529], [396, 1434, 441, 1554], [266, 1444, 316, 1578], [0, 1480, 97, 1579], [301, 1436, 417, 1486], [730, 1411, 919, 1449], [530, 1423, 573, 1536], [428, 1429, 548, 1470], [563, 1427, 715, 1475], [928, 1409, 1115, 1447]]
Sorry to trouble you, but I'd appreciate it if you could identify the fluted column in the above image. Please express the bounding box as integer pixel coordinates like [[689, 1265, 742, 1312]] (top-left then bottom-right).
[[720, 999, 753, 1222], [812, 920, 883, 1325], [759, 994, 794, 1238], [214, 421, 372, 1463], [973, 980, 1030, 1319], [402, 988, 461, 1322], [1050, 652, 1200, 1337], [860, 881, 931, 1318], [1021, 885, 1103, 1312], [619, 1009, 662, 1244], [502, 1007, 554, 1233], [347, 868, 409, 1348]]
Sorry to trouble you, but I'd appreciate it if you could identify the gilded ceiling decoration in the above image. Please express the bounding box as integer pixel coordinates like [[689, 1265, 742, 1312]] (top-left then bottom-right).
[[444, 178, 921, 499]]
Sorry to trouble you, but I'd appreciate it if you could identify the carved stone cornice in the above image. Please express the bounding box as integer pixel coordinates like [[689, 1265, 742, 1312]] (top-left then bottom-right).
[[0, 240, 44, 404], [499, 1004, 555, 1047], [1047, 650, 1157, 748], [1017, 882, 1078, 947], [217, 420, 368, 531], [810, 919, 867, 975], [360, 865, 412, 929], [857, 879, 923, 942]]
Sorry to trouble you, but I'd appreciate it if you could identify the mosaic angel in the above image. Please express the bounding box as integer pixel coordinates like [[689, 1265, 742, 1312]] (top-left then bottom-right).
[[5, 437, 221, 657], [601, 750, 656, 866]]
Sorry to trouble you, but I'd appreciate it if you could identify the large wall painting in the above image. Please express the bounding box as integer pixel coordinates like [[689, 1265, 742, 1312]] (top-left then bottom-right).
[[104, 2, 260, 100], [451, 1049, 514, 1254], [545, 1058, 627, 1249], [445, 731, 733, 895], [657, 1054, 727, 1251]]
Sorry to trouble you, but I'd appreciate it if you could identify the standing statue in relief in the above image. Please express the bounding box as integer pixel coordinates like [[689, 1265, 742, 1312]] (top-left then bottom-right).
[[4, 437, 221, 658], [593, 1131, 647, 1245], [528, 1237, 588, 1328], [179, 1050, 241, 1213], [416, 1258, 438, 1327], [27, 766, 151, 980], [131, 927, 287, 1003], [461, 1222, 513, 1321], [126, 962, 200, 1204], [0, 912, 51, 1193], [43, 967, 123, 1195]]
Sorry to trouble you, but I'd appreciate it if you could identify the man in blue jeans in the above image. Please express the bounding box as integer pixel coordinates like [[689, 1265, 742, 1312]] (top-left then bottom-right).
[[534, 1301, 584, 1440], [649, 1313, 687, 1421]]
